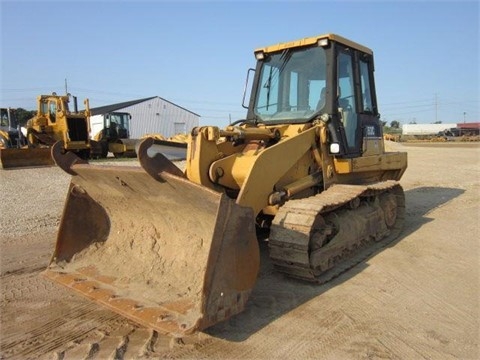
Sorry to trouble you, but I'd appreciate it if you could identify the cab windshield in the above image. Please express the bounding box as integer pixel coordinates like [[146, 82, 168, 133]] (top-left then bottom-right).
[[108, 113, 129, 129], [108, 112, 130, 138], [254, 46, 327, 123]]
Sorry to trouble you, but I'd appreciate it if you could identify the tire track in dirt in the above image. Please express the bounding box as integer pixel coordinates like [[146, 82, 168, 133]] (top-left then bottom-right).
[[1, 269, 211, 359], [51, 326, 212, 360], [1, 264, 47, 277], [56, 323, 135, 360], [2, 300, 117, 359], [0, 229, 142, 359]]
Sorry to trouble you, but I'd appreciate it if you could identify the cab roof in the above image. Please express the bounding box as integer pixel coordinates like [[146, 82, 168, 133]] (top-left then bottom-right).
[[254, 33, 373, 55]]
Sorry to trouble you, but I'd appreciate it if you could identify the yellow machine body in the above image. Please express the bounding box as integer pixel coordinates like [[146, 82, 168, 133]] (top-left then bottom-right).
[[44, 34, 407, 336], [0, 94, 91, 169]]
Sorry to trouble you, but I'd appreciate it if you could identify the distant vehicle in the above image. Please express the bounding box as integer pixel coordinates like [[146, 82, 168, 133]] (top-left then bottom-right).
[[1, 94, 91, 169], [89, 111, 137, 158], [0, 108, 26, 149], [437, 126, 480, 139], [437, 128, 461, 140]]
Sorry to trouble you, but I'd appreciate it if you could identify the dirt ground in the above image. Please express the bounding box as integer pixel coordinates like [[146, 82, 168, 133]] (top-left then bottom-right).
[[0, 142, 478, 359]]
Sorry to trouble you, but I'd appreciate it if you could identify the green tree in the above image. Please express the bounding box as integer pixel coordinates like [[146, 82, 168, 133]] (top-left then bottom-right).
[[14, 108, 36, 127], [390, 120, 400, 129]]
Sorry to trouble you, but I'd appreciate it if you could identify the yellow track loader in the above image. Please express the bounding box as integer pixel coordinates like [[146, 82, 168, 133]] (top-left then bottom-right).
[[44, 34, 407, 337], [0, 94, 91, 169], [89, 111, 137, 158]]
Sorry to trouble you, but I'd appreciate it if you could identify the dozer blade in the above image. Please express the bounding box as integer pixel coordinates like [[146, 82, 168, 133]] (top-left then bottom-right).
[[43, 139, 260, 337], [0, 147, 54, 169]]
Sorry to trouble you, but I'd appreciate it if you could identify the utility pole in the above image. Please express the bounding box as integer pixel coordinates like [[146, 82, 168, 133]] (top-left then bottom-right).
[[434, 93, 438, 123], [463, 112, 466, 123]]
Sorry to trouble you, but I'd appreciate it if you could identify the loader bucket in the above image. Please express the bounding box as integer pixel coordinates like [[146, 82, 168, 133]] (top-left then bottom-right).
[[43, 140, 260, 337], [0, 147, 54, 169]]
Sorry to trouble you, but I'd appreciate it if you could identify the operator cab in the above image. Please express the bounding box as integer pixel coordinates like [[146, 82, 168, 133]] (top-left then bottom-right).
[[104, 112, 131, 140], [247, 33, 382, 158]]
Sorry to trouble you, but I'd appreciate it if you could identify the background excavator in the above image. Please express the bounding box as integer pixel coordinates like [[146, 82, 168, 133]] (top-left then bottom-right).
[[0, 94, 91, 169], [0, 108, 27, 150], [44, 33, 408, 337]]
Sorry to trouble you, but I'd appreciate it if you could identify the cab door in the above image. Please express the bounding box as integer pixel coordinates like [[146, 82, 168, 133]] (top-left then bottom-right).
[[336, 47, 381, 157]]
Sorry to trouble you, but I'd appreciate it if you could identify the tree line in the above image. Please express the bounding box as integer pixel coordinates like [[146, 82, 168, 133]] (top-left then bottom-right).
[[14, 108, 37, 127]]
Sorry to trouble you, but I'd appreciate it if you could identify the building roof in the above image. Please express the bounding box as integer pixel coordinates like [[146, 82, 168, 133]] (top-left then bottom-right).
[[457, 122, 480, 129], [90, 96, 200, 117], [90, 97, 155, 115]]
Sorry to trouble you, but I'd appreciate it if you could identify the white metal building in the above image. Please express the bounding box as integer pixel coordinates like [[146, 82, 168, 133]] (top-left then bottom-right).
[[401, 123, 457, 136], [90, 96, 200, 138]]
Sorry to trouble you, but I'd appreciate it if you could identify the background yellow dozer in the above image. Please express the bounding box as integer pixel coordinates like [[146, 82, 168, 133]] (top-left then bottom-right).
[[0, 94, 91, 169]]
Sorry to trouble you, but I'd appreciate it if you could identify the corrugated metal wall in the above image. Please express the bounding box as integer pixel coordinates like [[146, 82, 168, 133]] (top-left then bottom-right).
[[115, 97, 199, 138]]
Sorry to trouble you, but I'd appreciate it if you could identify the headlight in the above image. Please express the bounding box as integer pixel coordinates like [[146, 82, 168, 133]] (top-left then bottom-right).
[[318, 38, 329, 47], [329, 143, 340, 154], [255, 51, 265, 60]]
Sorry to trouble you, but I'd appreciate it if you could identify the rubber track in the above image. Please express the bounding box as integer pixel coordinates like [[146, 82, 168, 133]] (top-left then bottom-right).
[[269, 180, 405, 284]]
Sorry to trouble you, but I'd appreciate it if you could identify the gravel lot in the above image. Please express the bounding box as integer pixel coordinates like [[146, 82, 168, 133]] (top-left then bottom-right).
[[0, 143, 478, 359]]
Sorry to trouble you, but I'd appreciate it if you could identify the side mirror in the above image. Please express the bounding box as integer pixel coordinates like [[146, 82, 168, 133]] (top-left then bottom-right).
[[242, 68, 255, 109]]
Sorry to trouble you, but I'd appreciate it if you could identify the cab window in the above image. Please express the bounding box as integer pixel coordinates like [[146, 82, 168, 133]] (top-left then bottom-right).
[[359, 59, 374, 113], [254, 46, 327, 122], [49, 101, 57, 122], [337, 51, 357, 149]]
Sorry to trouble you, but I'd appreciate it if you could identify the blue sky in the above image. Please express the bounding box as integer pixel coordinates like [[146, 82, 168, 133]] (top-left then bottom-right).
[[1, 0, 478, 127]]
